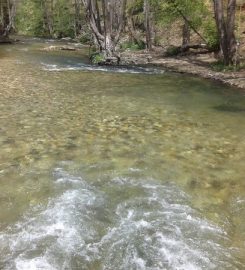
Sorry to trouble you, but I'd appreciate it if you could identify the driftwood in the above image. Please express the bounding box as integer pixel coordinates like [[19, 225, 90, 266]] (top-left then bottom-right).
[[181, 44, 210, 51], [42, 45, 77, 51]]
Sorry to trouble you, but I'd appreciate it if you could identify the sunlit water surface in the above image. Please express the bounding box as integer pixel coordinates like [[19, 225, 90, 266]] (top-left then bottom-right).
[[0, 39, 245, 270]]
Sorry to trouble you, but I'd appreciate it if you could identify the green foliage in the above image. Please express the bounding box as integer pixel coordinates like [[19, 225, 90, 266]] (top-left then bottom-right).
[[210, 61, 245, 72], [120, 40, 145, 51], [15, 0, 45, 36], [127, 0, 144, 15], [155, 0, 207, 26], [13, 0, 228, 58], [203, 19, 219, 51], [15, 0, 82, 38], [165, 45, 180, 56], [52, 0, 75, 38], [153, 0, 213, 48], [78, 32, 91, 44], [127, 0, 144, 31], [91, 53, 105, 64]]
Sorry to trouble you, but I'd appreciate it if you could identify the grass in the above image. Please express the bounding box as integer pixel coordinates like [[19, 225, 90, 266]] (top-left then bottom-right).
[[210, 60, 245, 72]]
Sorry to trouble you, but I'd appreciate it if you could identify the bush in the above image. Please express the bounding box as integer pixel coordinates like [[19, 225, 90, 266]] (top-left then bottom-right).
[[15, 0, 45, 36], [15, 0, 77, 38], [210, 61, 244, 72], [90, 53, 105, 64], [203, 19, 219, 51], [79, 33, 91, 44], [165, 46, 180, 56], [52, 0, 75, 38], [120, 40, 145, 51]]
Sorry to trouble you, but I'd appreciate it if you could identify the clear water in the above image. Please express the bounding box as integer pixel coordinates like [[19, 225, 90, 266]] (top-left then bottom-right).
[[0, 39, 245, 270]]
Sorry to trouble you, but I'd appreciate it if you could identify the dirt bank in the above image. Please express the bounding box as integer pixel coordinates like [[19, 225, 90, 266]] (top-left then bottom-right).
[[28, 41, 245, 91], [121, 50, 245, 91]]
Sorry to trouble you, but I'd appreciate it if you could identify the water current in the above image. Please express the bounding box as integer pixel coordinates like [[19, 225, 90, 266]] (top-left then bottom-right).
[[0, 38, 245, 269]]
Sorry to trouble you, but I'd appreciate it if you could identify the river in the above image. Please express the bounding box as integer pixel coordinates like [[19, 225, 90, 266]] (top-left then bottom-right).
[[0, 38, 245, 269]]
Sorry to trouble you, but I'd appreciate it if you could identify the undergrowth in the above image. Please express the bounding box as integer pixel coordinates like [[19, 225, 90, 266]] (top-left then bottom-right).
[[210, 61, 245, 72]]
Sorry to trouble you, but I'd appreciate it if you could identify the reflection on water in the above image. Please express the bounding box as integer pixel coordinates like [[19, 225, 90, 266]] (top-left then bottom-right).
[[0, 39, 245, 269]]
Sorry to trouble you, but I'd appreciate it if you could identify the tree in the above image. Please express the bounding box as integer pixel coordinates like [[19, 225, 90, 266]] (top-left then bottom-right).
[[74, 0, 83, 37], [144, 0, 153, 50], [161, 0, 208, 45], [42, 0, 54, 37], [82, 0, 127, 57], [213, 0, 237, 65], [15, 0, 44, 36], [0, 0, 16, 37]]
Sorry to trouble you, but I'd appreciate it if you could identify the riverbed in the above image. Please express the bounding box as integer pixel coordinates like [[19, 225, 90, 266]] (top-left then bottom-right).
[[0, 39, 245, 269]]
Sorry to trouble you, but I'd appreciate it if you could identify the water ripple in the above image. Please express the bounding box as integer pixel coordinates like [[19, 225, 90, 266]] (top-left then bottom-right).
[[0, 169, 242, 270], [41, 62, 165, 75]]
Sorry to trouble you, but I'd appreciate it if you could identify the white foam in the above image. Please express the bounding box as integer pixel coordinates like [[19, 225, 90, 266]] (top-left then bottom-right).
[[0, 170, 240, 270], [41, 62, 165, 75], [0, 169, 105, 269], [15, 257, 55, 270]]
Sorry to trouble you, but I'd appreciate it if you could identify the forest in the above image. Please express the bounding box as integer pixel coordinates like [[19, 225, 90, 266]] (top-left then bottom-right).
[[0, 0, 245, 66]]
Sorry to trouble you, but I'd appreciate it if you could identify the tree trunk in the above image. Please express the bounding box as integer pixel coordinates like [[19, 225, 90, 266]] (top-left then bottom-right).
[[43, 0, 54, 36], [213, 0, 237, 65], [182, 20, 190, 47], [74, 0, 82, 37], [102, 0, 115, 56], [82, 0, 126, 60], [0, 0, 10, 37], [144, 0, 152, 50]]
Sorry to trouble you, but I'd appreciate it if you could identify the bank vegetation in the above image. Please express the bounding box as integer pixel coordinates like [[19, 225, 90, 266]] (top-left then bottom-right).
[[1, 0, 245, 71]]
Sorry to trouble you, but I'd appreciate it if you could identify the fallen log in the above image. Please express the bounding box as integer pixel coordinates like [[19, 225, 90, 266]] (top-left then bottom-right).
[[42, 45, 77, 51], [165, 44, 214, 56]]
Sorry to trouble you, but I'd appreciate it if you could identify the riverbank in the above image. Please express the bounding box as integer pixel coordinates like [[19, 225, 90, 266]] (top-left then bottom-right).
[[9, 39, 245, 91], [120, 50, 245, 91], [0, 37, 13, 44]]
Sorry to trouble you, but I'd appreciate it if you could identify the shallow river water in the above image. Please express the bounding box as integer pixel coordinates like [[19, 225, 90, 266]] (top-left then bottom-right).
[[0, 39, 245, 270]]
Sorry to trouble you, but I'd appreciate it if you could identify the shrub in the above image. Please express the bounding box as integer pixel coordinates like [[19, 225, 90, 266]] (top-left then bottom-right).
[[165, 46, 180, 56], [210, 61, 245, 72], [120, 40, 145, 51], [90, 53, 105, 64], [203, 19, 219, 51], [79, 33, 91, 44], [15, 0, 45, 36]]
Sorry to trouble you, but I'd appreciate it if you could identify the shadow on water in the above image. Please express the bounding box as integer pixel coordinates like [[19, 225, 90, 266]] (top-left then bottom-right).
[[213, 103, 245, 113]]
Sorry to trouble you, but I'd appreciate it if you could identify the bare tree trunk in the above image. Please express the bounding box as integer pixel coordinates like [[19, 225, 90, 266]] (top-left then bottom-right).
[[0, 0, 15, 40], [0, 0, 10, 37], [43, 0, 54, 36], [101, 0, 114, 56], [213, 0, 237, 65], [0, 2, 4, 36], [74, 0, 82, 37], [114, 0, 126, 44], [182, 20, 190, 47], [82, 0, 104, 49], [144, 0, 152, 50], [82, 0, 126, 59], [227, 0, 237, 64], [6, 0, 15, 33]]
